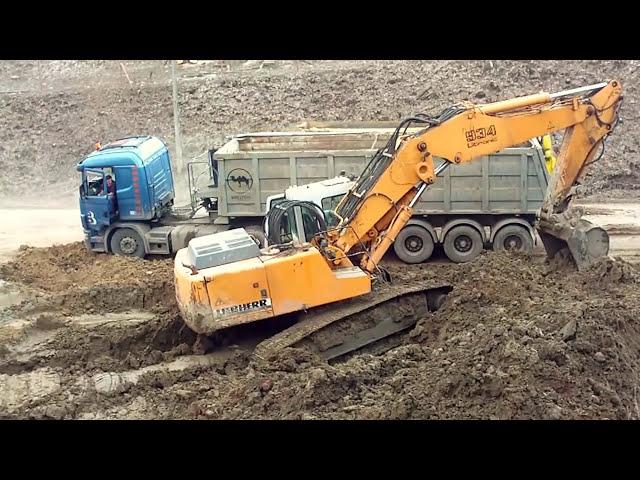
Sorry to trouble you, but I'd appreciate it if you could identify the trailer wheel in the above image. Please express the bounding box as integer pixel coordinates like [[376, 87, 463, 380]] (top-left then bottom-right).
[[493, 225, 534, 254], [443, 225, 484, 263], [394, 225, 435, 264], [110, 228, 146, 258]]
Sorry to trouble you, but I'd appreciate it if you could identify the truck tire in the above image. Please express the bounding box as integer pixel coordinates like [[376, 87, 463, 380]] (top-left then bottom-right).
[[493, 224, 534, 254], [110, 228, 146, 258], [443, 225, 484, 263], [394, 225, 435, 264]]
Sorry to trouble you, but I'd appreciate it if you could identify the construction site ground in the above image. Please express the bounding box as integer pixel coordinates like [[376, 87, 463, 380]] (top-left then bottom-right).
[[1, 61, 640, 420]]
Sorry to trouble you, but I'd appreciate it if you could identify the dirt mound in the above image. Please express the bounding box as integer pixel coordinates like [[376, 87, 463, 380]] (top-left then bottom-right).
[[46, 313, 197, 374], [170, 254, 639, 420], [583, 256, 640, 286], [6, 249, 639, 420], [164, 253, 637, 420], [0, 242, 175, 315]]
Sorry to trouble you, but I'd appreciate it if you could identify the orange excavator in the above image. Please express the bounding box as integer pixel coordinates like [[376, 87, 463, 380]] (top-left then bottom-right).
[[174, 80, 623, 360]]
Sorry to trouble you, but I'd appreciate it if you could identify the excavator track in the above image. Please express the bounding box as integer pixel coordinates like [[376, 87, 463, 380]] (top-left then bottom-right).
[[254, 282, 452, 362]]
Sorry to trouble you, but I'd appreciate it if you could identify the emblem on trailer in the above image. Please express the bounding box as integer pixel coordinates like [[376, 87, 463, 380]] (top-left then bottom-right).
[[226, 168, 254, 193]]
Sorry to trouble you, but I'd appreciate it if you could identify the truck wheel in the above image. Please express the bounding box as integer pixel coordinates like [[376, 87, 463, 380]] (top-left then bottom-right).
[[493, 225, 534, 254], [443, 225, 484, 263], [394, 225, 435, 264], [110, 228, 146, 258]]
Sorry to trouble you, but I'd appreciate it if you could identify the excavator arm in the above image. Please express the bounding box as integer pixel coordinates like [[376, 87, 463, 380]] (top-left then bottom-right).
[[329, 80, 622, 271]]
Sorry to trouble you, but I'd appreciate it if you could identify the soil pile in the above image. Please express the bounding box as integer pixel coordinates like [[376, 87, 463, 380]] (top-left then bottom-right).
[[152, 253, 640, 420], [0, 242, 175, 315], [3, 246, 638, 420]]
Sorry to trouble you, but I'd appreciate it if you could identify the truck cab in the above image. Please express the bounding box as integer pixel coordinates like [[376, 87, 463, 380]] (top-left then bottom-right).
[[76, 136, 175, 254]]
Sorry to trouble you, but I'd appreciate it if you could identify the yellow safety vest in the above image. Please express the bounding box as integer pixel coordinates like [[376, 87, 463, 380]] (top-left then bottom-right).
[[541, 134, 556, 173]]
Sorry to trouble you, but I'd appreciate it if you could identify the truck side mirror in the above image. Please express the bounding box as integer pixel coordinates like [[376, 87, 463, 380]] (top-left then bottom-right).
[[79, 184, 86, 198]]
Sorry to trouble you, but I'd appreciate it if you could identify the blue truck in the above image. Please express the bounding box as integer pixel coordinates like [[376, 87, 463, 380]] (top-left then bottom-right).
[[77, 136, 224, 257]]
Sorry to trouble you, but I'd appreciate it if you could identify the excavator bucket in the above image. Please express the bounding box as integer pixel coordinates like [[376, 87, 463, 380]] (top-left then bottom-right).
[[536, 212, 610, 271]]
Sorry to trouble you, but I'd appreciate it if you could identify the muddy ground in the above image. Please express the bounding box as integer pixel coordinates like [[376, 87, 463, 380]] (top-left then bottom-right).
[[0, 243, 638, 420], [0, 60, 639, 203]]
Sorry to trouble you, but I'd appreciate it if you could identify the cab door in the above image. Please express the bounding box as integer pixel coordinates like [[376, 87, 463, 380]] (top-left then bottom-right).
[[80, 168, 116, 230]]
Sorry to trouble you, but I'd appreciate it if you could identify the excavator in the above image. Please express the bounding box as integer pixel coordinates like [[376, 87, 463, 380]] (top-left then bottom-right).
[[174, 80, 623, 361]]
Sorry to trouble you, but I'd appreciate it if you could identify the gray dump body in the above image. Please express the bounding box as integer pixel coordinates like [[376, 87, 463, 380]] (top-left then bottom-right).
[[209, 130, 389, 223], [209, 129, 549, 223]]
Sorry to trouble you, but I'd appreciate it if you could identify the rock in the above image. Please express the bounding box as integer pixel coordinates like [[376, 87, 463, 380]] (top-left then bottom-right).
[[149, 350, 164, 363], [547, 404, 563, 420], [559, 319, 578, 342], [174, 389, 192, 399], [594, 352, 606, 363], [93, 372, 131, 396], [310, 368, 327, 382], [43, 405, 67, 420], [260, 379, 273, 393]]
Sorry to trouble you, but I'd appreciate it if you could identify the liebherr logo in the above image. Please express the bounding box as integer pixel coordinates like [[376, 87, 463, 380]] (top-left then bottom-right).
[[214, 298, 272, 317]]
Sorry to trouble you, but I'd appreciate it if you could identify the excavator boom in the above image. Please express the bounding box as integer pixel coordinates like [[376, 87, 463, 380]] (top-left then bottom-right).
[[332, 80, 622, 271]]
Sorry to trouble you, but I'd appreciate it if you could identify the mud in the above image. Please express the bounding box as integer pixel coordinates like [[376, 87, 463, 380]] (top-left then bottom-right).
[[1, 241, 639, 420], [0, 242, 175, 315]]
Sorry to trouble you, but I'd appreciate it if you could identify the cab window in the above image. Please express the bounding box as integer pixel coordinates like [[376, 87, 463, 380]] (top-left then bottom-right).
[[301, 209, 322, 241], [86, 170, 105, 197], [84, 168, 115, 197], [321, 194, 345, 211]]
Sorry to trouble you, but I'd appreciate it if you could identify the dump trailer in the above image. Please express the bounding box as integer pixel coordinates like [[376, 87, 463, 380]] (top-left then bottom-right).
[[262, 138, 552, 263]]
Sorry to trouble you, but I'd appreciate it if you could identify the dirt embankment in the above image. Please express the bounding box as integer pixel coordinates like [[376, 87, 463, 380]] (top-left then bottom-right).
[[1, 60, 639, 202], [152, 254, 640, 421], [1, 242, 639, 420], [0, 243, 196, 384]]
